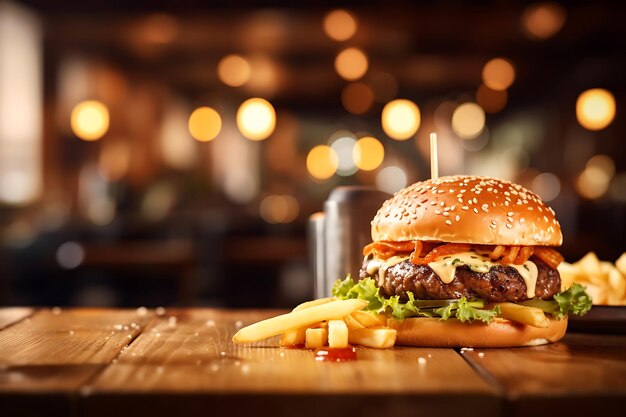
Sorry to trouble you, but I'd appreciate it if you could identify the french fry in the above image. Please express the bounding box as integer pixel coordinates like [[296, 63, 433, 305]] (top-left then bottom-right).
[[279, 327, 307, 347], [348, 327, 397, 349], [559, 251, 626, 306], [328, 320, 349, 348], [350, 311, 386, 328], [578, 252, 601, 276], [616, 253, 626, 277], [305, 328, 328, 349], [292, 297, 334, 312], [232, 299, 367, 343], [343, 314, 365, 330], [583, 283, 607, 305], [497, 302, 549, 328]]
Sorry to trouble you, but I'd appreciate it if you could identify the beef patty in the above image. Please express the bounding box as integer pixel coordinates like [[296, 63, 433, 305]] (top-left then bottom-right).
[[359, 257, 561, 302]]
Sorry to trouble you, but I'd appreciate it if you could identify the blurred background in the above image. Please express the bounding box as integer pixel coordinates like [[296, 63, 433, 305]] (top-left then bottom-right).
[[0, 0, 624, 308]]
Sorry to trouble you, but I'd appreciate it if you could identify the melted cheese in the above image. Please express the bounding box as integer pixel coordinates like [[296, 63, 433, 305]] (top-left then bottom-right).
[[365, 256, 409, 287], [427, 251, 539, 298]]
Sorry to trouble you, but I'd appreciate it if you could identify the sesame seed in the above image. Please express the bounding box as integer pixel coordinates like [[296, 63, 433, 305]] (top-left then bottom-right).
[[490, 224, 497, 229], [462, 206, 469, 210], [505, 201, 510, 206], [455, 215, 460, 221], [507, 212, 513, 216], [491, 220, 496, 225], [506, 223, 513, 229], [507, 217, 514, 222], [445, 220, 452, 226], [473, 198, 478, 204], [520, 218, 526, 223], [473, 208, 479, 214], [440, 201, 445, 207], [443, 212, 449, 216], [482, 206, 489, 213], [435, 210, 441, 214]]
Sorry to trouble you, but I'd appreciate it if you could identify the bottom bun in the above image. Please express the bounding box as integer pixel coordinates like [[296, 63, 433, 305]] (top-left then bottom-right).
[[386, 316, 567, 348]]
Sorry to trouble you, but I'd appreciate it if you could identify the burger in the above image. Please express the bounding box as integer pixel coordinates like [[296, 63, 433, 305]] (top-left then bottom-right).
[[332, 175, 591, 347]]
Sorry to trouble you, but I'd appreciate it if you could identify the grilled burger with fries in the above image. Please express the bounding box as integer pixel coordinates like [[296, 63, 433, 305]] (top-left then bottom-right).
[[332, 175, 592, 347]]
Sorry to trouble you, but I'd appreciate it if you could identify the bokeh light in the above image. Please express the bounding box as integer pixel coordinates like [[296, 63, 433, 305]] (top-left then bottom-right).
[[576, 89, 616, 131], [259, 194, 299, 224], [482, 58, 516, 91], [56, 241, 85, 269], [353, 136, 385, 171], [188, 107, 222, 142], [587, 154, 616, 179], [70, 100, 110, 141], [522, 2, 566, 40], [530, 172, 561, 202], [381, 99, 421, 140], [335, 47, 368, 81], [236, 98, 276, 140], [476, 83, 508, 113], [576, 166, 611, 199], [341, 82, 374, 115], [217, 54, 251, 87], [99, 141, 130, 181], [451, 102, 486, 139], [376, 166, 408, 194], [330, 135, 358, 176], [323, 9, 357, 41], [306, 145, 338, 180]]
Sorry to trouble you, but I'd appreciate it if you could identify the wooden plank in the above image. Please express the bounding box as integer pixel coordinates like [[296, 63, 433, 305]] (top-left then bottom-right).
[[0, 308, 153, 417], [462, 332, 626, 417], [83, 309, 500, 417], [0, 308, 33, 330]]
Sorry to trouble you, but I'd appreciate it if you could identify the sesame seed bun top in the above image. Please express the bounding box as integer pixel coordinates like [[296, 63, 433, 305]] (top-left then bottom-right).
[[371, 175, 563, 246]]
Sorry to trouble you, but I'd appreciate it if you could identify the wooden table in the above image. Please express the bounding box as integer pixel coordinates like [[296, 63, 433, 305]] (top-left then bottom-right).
[[0, 308, 625, 417]]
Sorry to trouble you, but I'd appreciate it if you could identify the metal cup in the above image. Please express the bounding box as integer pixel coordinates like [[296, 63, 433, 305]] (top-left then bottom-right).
[[309, 186, 390, 298]]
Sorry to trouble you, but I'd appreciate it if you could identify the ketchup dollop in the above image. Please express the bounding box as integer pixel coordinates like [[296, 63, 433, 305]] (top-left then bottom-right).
[[314, 347, 357, 362]]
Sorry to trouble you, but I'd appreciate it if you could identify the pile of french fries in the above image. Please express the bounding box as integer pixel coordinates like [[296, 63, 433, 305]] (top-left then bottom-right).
[[232, 298, 398, 349], [559, 252, 626, 305]]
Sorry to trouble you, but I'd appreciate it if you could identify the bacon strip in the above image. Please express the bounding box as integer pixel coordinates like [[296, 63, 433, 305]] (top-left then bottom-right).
[[501, 246, 520, 265], [514, 246, 534, 265], [533, 247, 564, 269], [489, 245, 505, 260], [363, 240, 562, 269]]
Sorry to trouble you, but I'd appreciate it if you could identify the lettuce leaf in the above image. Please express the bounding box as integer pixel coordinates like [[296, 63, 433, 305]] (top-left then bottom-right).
[[553, 283, 593, 319], [331, 276, 498, 323], [510, 283, 593, 320], [332, 277, 592, 323]]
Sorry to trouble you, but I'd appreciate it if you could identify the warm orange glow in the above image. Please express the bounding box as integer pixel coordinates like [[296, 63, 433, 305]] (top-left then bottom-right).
[[353, 136, 384, 171], [381, 99, 421, 140], [306, 145, 338, 180], [236, 98, 276, 141], [587, 154, 615, 178], [530, 172, 561, 202], [482, 58, 516, 91], [70, 100, 110, 141], [341, 82, 374, 115], [476, 83, 508, 113], [451, 102, 485, 139], [217, 55, 251, 87], [576, 89, 616, 131], [576, 167, 611, 200], [323, 9, 357, 41], [335, 47, 368, 81], [99, 141, 130, 181], [522, 2, 566, 40], [188, 107, 222, 142], [259, 194, 299, 224]]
